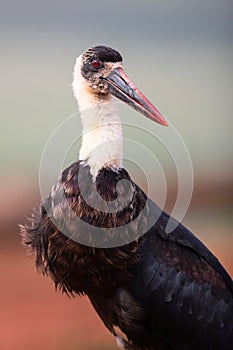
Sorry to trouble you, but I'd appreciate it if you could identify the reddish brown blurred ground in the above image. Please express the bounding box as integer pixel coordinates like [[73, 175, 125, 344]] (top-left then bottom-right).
[[0, 238, 117, 350], [0, 174, 232, 350]]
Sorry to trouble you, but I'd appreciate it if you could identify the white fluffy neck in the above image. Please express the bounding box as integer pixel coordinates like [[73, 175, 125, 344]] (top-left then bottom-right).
[[79, 100, 123, 179], [72, 56, 123, 179]]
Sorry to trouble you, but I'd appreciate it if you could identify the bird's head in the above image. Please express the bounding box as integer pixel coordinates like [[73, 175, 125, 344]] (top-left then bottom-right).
[[72, 45, 168, 126]]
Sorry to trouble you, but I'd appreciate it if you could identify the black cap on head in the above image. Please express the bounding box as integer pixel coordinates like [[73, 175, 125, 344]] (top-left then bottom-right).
[[83, 46, 123, 63]]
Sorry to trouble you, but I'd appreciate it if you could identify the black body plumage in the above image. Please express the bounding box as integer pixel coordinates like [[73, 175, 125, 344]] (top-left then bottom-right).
[[21, 161, 233, 350]]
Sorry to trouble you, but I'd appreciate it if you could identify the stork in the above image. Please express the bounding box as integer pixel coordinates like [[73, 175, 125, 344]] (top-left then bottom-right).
[[21, 46, 233, 350]]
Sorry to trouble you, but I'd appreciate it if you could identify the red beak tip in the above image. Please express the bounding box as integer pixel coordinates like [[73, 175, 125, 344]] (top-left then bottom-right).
[[156, 115, 168, 126]]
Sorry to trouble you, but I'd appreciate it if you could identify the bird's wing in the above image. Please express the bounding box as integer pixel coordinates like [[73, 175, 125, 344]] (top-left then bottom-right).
[[128, 203, 233, 349]]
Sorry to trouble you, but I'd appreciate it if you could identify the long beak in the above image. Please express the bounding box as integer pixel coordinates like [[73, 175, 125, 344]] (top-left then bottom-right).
[[104, 67, 168, 126]]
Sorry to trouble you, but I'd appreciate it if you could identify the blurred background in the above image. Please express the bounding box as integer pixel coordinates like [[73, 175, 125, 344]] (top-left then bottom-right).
[[0, 1, 233, 349]]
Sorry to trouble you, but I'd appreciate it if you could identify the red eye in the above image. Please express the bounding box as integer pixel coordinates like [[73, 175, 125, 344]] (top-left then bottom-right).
[[91, 59, 101, 69]]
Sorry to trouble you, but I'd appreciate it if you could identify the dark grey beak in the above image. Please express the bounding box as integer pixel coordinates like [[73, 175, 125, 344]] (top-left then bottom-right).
[[105, 67, 168, 126]]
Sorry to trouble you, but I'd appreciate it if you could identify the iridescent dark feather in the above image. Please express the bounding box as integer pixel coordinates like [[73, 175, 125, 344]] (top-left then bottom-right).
[[21, 161, 233, 350], [21, 162, 146, 294]]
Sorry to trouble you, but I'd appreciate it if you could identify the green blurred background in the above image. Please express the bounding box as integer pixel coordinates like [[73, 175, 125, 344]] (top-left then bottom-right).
[[0, 1, 233, 349]]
